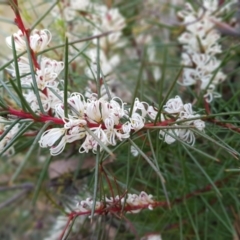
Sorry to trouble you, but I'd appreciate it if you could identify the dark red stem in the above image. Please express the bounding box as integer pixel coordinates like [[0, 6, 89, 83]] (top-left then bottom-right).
[[10, 0, 40, 70]]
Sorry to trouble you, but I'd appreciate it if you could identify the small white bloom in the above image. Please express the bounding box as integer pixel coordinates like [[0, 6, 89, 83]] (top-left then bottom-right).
[[24, 91, 51, 113], [131, 146, 139, 157], [6, 29, 52, 53], [164, 96, 184, 114], [30, 29, 52, 52], [147, 105, 158, 120], [194, 118, 205, 131], [178, 129, 195, 145], [39, 128, 66, 156], [132, 98, 148, 118], [129, 112, 145, 131], [36, 57, 64, 90], [159, 128, 179, 144], [67, 93, 86, 117], [6, 30, 26, 52], [79, 131, 100, 154]]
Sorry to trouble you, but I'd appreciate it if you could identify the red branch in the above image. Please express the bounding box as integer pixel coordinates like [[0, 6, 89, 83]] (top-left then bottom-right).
[[58, 201, 167, 240], [7, 108, 175, 130], [10, 0, 40, 70], [204, 98, 211, 115], [8, 108, 64, 125]]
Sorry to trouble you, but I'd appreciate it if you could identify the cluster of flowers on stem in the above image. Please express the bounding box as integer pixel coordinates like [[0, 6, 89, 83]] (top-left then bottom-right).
[[38, 92, 205, 155], [178, 0, 236, 102], [160, 96, 205, 145], [75, 191, 155, 216]]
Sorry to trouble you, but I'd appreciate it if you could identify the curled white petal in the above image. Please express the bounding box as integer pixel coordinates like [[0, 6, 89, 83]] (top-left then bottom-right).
[[39, 128, 66, 155]]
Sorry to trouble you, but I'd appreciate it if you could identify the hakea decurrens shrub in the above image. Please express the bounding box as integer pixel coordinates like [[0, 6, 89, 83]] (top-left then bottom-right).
[[178, 0, 236, 102]]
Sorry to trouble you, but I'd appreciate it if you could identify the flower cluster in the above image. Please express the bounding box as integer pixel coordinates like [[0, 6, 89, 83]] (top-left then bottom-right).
[[160, 96, 205, 145], [178, 0, 236, 102], [75, 191, 155, 215], [38, 94, 157, 155], [6, 29, 64, 113], [37, 92, 205, 155], [6, 29, 52, 53]]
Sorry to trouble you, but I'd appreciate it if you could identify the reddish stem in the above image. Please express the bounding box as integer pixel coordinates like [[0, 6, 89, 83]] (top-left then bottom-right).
[[7, 108, 175, 130], [204, 97, 211, 115], [10, 0, 40, 70], [8, 108, 64, 125]]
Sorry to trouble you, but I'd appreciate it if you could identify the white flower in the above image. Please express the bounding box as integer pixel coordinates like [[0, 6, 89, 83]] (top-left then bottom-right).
[[8, 56, 30, 77], [77, 198, 102, 212], [79, 127, 108, 154], [129, 113, 145, 131], [66, 125, 86, 143], [194, 118, 205, 131], [141, 234, 162, 240], [6, 29, 52, 53], [164, 96, 184, 114], [86, 98, 110, 123], [132, 98, 148, 117], [109, 97, 126, 119], [204, 84, 222, 103], [70, 0, 93, 11], [24, 91, 51, 112], [30, 29, 52, 52], [178, 103, 194, 121], [159, 128, 179, 144], [147, 106, 158, 120], [105, 127, 130, 145], [36, 57, 64, 90], [178, 129, 196, 145], [125, 191, 154, 213], [39, 128, 66, 156], [6, 30, 26, 52], [92, 7, 126, 49], [131, 146, 139, 157], [67, 93, 86, 117]]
